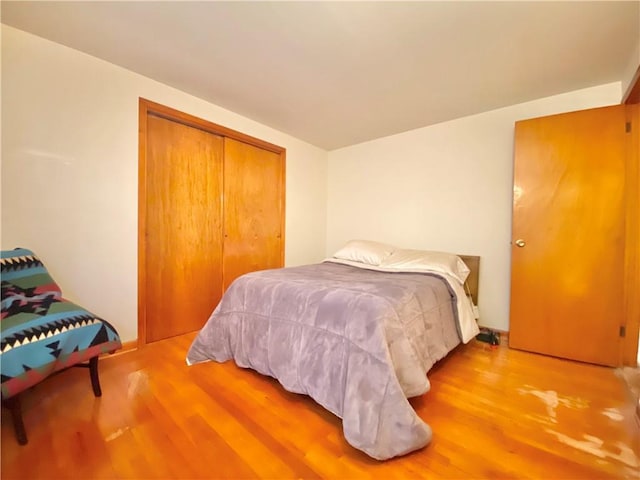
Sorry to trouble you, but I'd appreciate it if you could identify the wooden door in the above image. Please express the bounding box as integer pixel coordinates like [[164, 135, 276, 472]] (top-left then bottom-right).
[[143, 114, 224, 343], [509, 104, 628, 366], [222, 138, 285, 290]]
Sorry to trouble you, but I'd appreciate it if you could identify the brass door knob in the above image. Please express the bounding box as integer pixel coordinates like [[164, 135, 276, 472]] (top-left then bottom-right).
[[515, 239, 526, 248]]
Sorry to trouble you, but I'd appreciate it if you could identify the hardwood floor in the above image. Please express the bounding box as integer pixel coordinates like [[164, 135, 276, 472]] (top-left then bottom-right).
[[1, 333, 638, 479]]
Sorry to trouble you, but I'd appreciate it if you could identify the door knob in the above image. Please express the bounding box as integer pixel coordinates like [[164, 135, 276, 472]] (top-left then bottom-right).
[[515, 239, 526, 248]]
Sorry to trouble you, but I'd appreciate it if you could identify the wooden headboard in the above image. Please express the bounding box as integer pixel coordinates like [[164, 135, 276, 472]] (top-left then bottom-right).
[[458, 255, 480, 305]]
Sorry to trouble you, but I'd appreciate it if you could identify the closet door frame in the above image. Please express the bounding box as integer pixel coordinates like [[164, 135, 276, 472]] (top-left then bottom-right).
[[138, 98, 286, 347], [622, 103, 639, 366]]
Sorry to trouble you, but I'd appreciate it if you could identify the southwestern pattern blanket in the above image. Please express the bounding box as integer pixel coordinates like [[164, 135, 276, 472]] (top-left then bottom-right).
[[1, 249, 122, 400]]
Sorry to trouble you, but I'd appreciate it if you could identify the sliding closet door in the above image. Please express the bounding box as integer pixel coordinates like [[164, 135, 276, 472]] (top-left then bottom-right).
[[144, 115, 224, 343], [222, 138, 285, 290]]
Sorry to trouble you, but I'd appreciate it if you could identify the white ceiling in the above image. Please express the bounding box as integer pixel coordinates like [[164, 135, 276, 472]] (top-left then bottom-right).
[[2, 1, 638, 150]]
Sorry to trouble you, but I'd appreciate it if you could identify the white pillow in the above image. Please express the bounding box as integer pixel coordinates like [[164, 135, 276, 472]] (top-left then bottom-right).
[[332, 240, 397, 266], [380, 249, 470, 284]]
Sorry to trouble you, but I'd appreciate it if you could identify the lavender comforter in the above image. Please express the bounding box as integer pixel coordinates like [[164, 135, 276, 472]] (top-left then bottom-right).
[[186, 262, 461, 459]]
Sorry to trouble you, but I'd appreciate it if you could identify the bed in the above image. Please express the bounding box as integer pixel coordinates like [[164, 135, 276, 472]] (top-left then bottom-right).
[[186, 241, 480, 460]]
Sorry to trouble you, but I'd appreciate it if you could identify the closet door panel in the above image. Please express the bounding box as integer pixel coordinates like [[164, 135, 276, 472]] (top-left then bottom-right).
[[223, 138, 284, 290], [145, 115, 224, 343]]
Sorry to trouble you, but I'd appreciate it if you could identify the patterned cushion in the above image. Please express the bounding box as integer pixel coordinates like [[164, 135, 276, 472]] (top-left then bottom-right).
[[1, 248, 62, 306], [1, 249, 122, 399]]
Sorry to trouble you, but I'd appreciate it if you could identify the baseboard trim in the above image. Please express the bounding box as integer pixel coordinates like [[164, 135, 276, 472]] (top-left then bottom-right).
[[101, 339, 138, 359]]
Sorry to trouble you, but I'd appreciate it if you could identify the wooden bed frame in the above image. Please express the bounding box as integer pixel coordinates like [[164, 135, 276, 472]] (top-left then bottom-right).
[[459, 255, 480, 305]]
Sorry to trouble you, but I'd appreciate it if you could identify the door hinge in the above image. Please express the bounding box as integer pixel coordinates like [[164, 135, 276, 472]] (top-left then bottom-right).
[[625, 122, 631, 133], [619, 326, 626, 337]]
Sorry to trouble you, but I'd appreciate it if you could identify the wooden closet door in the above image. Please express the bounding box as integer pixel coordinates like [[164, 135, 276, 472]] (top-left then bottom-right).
[[144, 115, 224, 343], [509, 104, 627, 366], [222, 138, 285, 290]]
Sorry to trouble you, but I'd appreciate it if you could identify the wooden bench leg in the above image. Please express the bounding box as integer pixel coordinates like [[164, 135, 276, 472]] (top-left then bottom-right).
[[4, 395, 28, 445], [3, 356, 103, 446], [89, 356, 102, 397]]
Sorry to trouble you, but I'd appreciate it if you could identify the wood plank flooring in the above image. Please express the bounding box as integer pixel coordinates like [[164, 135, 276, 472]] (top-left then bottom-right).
[[1, 333, 638, 479]]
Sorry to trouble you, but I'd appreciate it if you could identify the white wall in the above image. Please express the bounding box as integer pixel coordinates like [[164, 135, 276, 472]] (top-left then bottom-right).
[[622, 41, 639, 99], [622, 5, 640, 99], [326, 83, 621, 332], [1, 26, 328, 342]]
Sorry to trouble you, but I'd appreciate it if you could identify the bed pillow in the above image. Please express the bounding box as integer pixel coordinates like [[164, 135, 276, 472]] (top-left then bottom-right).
[[380, 249, 470, 284], [331, 240, 397, 266]]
